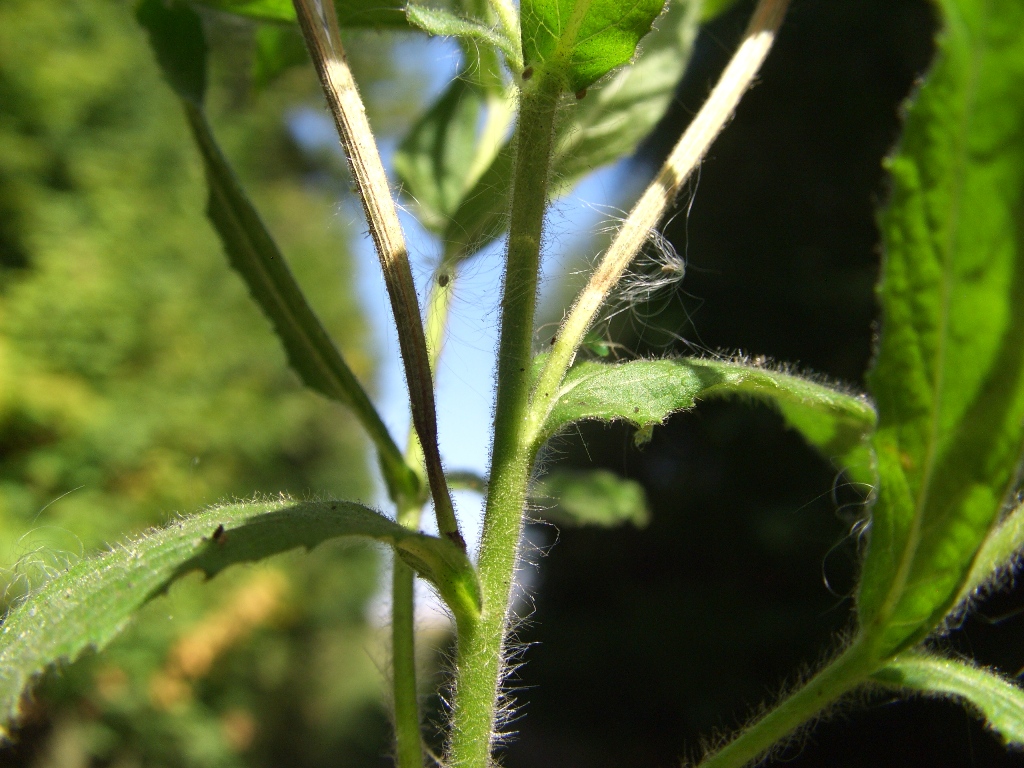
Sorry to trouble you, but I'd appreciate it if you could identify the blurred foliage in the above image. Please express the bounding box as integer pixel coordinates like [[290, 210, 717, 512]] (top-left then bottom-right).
[[0, 0, 420, 765]]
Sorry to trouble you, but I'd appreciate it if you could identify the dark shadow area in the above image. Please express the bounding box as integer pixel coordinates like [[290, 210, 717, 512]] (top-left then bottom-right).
[[504, 1, 1024, 766]]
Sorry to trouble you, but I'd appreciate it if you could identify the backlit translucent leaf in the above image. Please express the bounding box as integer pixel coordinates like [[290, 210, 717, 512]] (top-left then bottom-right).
[[443, 0, 699, 258], [856, 0, 1024, 655], [954, 499, 1024, 611], [395, 77, 486, 231], [536, 358, 876, 473], [533, 469, 650, 527], [0, 499, 480, 737], [521, 0, 666, 92], [873, 652, 1024, 747]]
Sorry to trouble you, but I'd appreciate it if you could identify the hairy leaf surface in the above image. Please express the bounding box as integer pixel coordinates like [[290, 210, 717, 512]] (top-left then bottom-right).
[[536, 358, 876, 472], [0, 500, 480, 737], [873, 653, 1024, 747], [857, 0, 1024, 655]]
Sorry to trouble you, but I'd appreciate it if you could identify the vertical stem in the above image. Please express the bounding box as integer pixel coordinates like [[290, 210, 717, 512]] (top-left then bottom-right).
[[447, 76, 561, 768], [392, 554, 423, 768], [389, 265, 460, 768], [292, 0, 463, 550]]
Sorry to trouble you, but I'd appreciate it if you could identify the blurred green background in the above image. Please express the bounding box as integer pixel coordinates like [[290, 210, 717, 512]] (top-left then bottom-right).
[[0, 1, 416, 765]]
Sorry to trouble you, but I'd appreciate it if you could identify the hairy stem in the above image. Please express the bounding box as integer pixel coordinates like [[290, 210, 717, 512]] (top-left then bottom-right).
[[446, 76, 562, 768], [292, 0, 463, 549], [698, 642, 872, 768], [392, 555, 422, 768], [525, 0, 791, 446]]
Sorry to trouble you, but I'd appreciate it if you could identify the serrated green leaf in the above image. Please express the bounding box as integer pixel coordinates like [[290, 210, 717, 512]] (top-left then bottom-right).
[[252, 23, 308, 89], [522, 0, 666, 93], [0, 499, 480, 737], [532, 469, 650, 527], [407, 5, 521, 69], [873, 652, 1024, 747], [536, 357, 876, 472], [139, 5, 417, 500], [181, 104, 418, 499], [443, 0, 699, 259], [136, 0, 207, 105], [552, 0, 700, 188], [193, 0, 411, 28], [856, 0, 1024, 655], [395, 77, 485, 231]]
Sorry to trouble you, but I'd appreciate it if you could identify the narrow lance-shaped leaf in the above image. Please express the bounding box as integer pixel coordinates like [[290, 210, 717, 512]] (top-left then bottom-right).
[[193, 0, 412, 28], [0, 499, 481, 738], [873, 652, 1024, 748], [533, 357, 876, 475], [856, 0, 1024, 655], [522, 0, 666, 93], [443, 0, 699, 259], [532, 469, 650, 528], [137, 0, 418, 501]]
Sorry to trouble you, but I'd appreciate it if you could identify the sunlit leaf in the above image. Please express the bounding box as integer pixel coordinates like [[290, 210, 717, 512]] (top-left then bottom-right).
[[533, 469, 650, 528], [521, 0, 666, 92], [874, 652, 1024, 747], [0, 499, 480, 737], [856, 0, 1024, 655], [443, 0, 700, 258], [535, 357, 876, 474], [954, 499, 1024, 611]]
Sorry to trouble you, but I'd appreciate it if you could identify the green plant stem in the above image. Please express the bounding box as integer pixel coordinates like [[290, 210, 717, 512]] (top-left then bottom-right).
[[389, 265, 460, 768], [392, 554, 422, 768], [446, 75, 561, 768], [525, 0, 790, 447], [697, 642, 872, 768]]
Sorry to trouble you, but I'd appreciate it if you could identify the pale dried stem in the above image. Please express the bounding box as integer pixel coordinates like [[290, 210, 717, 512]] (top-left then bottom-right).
[[527, 0, 791, 444], [292, 0, 463, 548]]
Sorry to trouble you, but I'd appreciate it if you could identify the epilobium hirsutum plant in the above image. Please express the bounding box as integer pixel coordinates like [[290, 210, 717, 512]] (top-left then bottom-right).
[[2, 0, 1024, 765]]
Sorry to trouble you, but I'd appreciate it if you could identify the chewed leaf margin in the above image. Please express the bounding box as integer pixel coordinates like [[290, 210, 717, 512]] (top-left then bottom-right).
[[0, 498, 480, 737]]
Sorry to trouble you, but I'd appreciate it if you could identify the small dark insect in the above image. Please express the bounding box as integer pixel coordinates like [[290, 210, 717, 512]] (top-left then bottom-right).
[[522, 66, 534, 81], [633, 407, 640, 414], [212, 524, 227, 545], [575, 88, 587, 100], [550, 335, 557, 345], [438, 272, 450, 287]]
